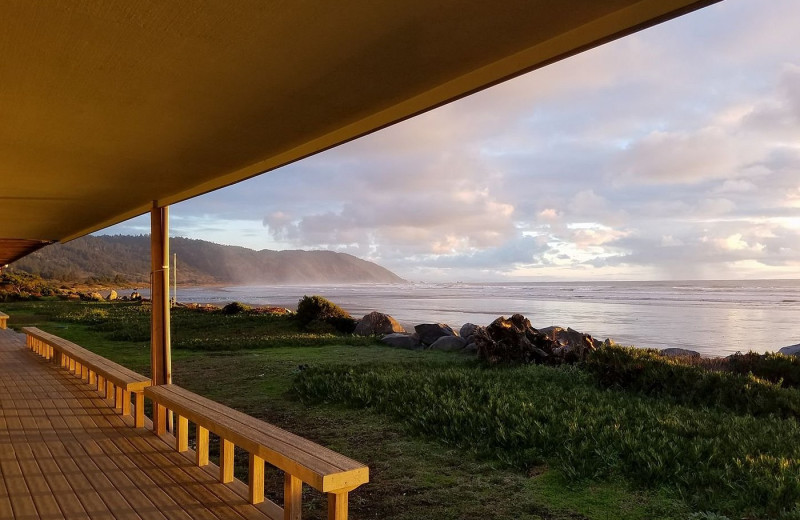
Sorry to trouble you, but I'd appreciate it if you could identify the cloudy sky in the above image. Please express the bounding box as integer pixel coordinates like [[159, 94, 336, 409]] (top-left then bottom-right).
[[101, 0, 800, 282]]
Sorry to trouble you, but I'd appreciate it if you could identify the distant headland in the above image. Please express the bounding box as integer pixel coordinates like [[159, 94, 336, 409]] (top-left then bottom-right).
[[11, 235, 406, 286]]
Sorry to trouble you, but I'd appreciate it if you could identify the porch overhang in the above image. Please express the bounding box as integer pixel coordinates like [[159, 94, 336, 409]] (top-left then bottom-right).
[[0, 0, 720, 263]]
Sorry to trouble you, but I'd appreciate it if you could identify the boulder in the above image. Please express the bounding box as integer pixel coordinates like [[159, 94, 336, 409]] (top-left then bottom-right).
[[381, 333, 423, 350], [106, 290, 118, 301], [778, 343, 800, 356], [130, 291, 141, 301], [462, 341, 478, 354], [414, 323, 457, 346], [459, 323, 480, 340], [429, 336, 467, 352], [354, 311, 405, 336], [660, 347, 700, 358], [88, 292, 103, 302], [477, 314, 555, 365]]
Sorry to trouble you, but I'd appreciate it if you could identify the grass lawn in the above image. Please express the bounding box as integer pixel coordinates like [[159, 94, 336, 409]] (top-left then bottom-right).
[[2, 299, 791, 519]]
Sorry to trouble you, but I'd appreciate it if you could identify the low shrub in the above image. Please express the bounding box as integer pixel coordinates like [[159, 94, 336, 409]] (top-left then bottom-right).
[[725, 351, 800, 388], [584, 345, 800, 419], [295, 295, 356, 333], [222, 301, 251, 314]]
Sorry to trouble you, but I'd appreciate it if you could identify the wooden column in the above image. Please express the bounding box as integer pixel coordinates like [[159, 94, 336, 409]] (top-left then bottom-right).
[[150, 203, 172, 387]]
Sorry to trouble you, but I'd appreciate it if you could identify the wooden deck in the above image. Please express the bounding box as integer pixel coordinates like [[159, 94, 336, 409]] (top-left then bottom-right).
[[0, 328, 277, 520]]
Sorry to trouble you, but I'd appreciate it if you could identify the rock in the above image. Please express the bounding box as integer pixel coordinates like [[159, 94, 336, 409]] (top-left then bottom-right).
[[463, 341, 478, 354], [88, 292, 103, 302], [130, 291, 141, 301], [540, 326, 600, 362], [414, 323, 457, 346], [778, 343, 800, 356], [354, 311, 405, 336], [602, 338, 616, 348], [381, 333, 423, 350], [660, 347, 700, 358], [106, 290, 118, 301], [477, 314, 556, 365], [459, 323, 480, 340], [429, 336, 467, 352], [66, 293, 80, 300]]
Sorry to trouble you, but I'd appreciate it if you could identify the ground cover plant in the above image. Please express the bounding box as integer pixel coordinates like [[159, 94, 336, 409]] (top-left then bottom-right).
[[3, 299, 799, 518], [294, 362, 800, 517]]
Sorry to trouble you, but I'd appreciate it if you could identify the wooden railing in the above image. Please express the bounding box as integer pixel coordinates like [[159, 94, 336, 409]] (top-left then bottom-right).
[[23, 327, 151, 427], [22, 325, 369, 519], [0, 311, 8, 329], [146, 384, 369, 519]]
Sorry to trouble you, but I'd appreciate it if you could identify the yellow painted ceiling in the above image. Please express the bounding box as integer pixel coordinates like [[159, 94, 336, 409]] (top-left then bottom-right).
[[0, 0, 719, 264]]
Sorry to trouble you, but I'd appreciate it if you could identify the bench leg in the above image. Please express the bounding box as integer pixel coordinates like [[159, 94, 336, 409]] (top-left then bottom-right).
[[284, 474, 302, 520], [154, 403, 167, 435], [122, 390, 131, 416], [327, 491, 349, 520], [134, 392, 145, 428], [249, 453, 264, 504], [196, 426, 209, 466], [220, 438, 234, 483], [115, 386, 123, 412], [97, 375, 105, 396], [176, 415, 188, 452]]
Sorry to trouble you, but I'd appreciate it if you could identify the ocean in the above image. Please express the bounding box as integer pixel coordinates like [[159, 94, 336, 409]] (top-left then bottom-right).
[[152, 280, 800, 357]]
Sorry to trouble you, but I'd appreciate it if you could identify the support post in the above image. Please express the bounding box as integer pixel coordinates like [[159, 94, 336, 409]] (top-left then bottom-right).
[[150, 203, 172, 388]]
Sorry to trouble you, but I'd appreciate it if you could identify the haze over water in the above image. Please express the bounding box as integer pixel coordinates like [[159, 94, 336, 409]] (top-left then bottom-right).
[[169, 280, 800, 357]]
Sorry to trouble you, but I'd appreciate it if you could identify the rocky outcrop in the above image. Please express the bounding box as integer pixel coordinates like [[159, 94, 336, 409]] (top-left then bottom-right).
[[415, 323, 458, 346], [475, 314, 599, 365], [354, 311, 405, 336], [541, 326, 601, 363], [381, 333, 423, 350], [429, 336, 466, 352], [106, 290, 118, 301]]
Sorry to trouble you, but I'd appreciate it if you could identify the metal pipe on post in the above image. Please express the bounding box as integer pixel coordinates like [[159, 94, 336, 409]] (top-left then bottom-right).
[[150, 202, 172, 434]]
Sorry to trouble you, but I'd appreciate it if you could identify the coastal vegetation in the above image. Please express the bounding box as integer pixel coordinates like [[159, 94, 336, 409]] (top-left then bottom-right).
[[2, 298, 799, 518]]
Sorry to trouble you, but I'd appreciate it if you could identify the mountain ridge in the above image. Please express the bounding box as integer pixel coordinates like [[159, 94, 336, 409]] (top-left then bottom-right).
[[12, 235, 406, 285]]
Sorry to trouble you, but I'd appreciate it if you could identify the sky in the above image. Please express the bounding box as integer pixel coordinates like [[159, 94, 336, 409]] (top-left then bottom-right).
[[100, 0, 800, 282]]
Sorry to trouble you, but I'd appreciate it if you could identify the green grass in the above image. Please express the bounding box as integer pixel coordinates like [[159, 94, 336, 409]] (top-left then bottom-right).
[[4, 299, 790, 519], [293, 362, 800, 517]]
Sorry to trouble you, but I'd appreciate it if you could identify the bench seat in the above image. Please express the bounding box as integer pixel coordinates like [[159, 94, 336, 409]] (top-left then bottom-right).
[[23, 326, 150, 426], [146, 383, 368, 518]]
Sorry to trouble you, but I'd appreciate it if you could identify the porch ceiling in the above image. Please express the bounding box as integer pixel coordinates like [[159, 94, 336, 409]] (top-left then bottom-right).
[[0, 0, 719, 262]]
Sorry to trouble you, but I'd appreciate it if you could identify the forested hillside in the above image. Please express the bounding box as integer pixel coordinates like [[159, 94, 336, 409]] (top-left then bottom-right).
[[12, 235, 406, 285]]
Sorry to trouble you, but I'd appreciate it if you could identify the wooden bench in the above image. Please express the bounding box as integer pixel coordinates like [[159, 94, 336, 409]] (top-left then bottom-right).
[[145, 384, 369, 519], [23, 327, 151, 427], [0, 311, 8, 329]]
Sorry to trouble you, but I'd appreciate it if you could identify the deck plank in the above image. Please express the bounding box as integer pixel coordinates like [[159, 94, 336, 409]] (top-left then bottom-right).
[[0, 328, 276, 520]]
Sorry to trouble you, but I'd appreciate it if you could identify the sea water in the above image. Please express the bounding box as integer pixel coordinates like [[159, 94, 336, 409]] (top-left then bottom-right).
[[156, 280, 800, 357]]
